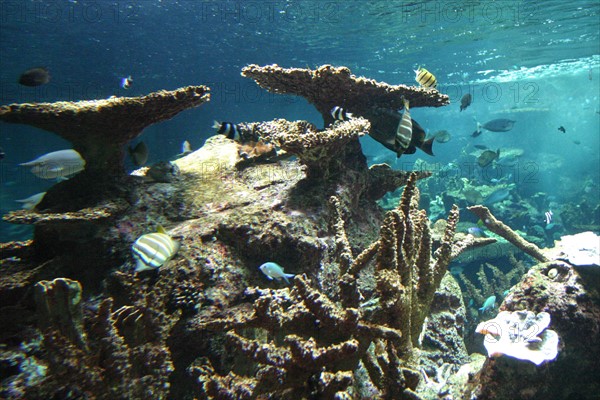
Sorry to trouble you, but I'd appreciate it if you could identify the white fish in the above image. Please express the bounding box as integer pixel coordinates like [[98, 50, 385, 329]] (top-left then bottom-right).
[[20, 149, 85, 180], [132, 225, 179, 272], [15, 192, 46, 210], [259, 262, 294, 284]]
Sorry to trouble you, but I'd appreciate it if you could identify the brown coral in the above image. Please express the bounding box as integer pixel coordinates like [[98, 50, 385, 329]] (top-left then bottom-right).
[[241, 64, 449, 126], [190, 172, 460, 399], [0, 86, 210, 211]]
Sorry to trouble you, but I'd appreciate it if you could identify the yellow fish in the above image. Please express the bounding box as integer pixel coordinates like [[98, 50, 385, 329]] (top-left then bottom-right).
[[132, 225, 179, 272], [414, 67, 437, 89]]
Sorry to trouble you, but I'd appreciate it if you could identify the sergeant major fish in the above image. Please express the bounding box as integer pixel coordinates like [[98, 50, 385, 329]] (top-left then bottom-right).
[[132, 225, 179, 272], [259, 262, 294, 284]]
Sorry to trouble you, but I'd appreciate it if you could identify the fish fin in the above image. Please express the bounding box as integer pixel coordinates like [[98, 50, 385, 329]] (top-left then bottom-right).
[[212, 120, 221, 129], [135, 259, 154, 273], [420, 138, 434, 156], [156, 225, 167, 234], [282, 274, 294, 284], [265, 275, 273, 280], [346, 112, 353, 119]]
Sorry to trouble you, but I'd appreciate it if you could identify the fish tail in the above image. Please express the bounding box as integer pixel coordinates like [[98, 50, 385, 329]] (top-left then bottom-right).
[[212, 120, 221, 129], [420, 137, 434, 156]]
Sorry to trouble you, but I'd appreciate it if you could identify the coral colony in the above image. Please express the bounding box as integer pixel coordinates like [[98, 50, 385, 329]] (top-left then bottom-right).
[[0, 65, 599, 399]]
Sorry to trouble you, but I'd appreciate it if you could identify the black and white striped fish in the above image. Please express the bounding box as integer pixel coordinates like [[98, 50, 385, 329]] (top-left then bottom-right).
[[132, 225, 179, 272], [414, 67, 437, 89], [213, 121, 242, 141], [330, 106, 353, 121], [395, 98, 413, 155]]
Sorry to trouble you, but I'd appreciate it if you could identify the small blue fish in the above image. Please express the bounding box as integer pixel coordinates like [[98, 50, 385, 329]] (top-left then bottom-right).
[[259, 262, 294, 284], [479, 295, 496, 313], [467, 227, 487, 238]]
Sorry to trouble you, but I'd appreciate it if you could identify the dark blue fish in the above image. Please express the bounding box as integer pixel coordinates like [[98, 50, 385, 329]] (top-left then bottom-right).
[[483, 188, 510, 205]]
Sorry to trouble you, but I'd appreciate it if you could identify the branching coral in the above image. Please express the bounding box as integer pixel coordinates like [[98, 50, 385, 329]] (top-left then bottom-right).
[[190, 173, 461, 399], [241, 64, 449, 126], [26, 275, 179, 399]]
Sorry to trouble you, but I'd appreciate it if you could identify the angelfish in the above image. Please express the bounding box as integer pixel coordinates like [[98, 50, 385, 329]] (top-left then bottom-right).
[[259, 262, 294, 284], [20, 149, 85, 180], [131, 225, 179, 272]]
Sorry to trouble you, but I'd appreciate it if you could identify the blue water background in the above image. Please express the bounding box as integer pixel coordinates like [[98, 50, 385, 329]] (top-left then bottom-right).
[[0, 0, 599, 241]]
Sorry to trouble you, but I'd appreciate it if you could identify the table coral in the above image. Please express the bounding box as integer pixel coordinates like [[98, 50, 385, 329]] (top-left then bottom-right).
[[241, 64, 449, 126], [0, 86, 210, 211]]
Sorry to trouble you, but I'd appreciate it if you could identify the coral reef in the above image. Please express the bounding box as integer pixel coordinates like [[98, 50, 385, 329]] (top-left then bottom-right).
[[0, 86, 210, 211], [241, 64, 449, 126], [183, 173, 462, 399], [466, 259, 600, 399], [236, 118, 431, 207], [23, 273, 180, 400], [456, 210, 600, 399]]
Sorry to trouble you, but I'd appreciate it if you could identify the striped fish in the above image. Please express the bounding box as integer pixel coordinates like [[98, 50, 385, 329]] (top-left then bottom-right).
[[395, 98, 413, 156], [330, 106, 353, 121], [414, 67, 437, 89], [132, 225, 179, 272], [213, 121, 241, 140]]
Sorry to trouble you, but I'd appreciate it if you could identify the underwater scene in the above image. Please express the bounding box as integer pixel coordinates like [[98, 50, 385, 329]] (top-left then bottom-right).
[[1, 1, 599, 399]]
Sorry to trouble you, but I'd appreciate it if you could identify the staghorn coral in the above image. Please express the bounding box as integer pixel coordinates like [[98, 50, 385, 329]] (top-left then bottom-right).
[[241, 64, 449, 126], [189, 173, 461, 399], [0, 86, 210, 211]]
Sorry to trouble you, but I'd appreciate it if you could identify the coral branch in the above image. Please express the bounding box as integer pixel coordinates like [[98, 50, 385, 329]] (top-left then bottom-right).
[[468, 205, 549, 262]]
